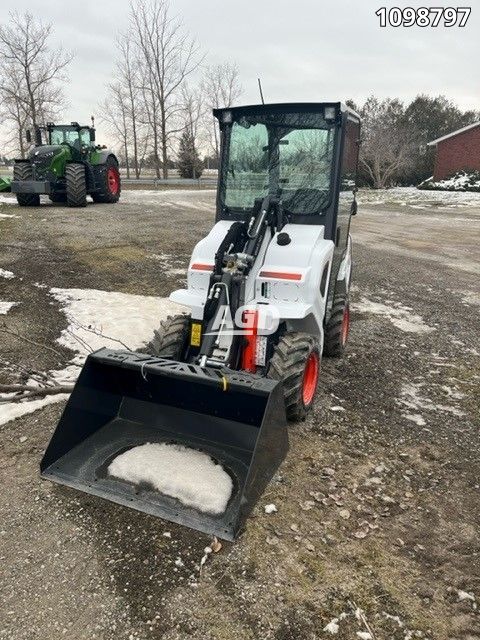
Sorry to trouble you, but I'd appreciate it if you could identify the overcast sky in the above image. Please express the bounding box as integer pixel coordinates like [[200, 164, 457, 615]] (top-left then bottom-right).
[[1, 0, 479, 148]]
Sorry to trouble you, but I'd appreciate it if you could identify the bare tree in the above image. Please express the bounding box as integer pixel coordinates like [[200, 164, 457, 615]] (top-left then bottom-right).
[[0, 67, 29, 156], [100, 84, 130, 177], [201, 62, 243, 160], [102, 35, 146, 179], [130, 0, 203, 179], [116, 35, 141, 178], [352, 96, 417, 189], [181, 84, 205, 149], [0, 11, 73, 155]]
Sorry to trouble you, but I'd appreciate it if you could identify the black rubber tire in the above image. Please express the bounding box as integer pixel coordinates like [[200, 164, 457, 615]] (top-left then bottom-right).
[[146, 314, 190, 360], [91, 157, 121, 203], [66, 163, 87, 207], [13, 163, 40, 206], [267, 332, 320, 422], [49, 193, 67, 203], [323, 293, 350, 357]]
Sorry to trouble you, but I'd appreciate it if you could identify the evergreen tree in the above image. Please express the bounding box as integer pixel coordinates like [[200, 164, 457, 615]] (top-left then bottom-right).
[[177, 131, 203, 179]]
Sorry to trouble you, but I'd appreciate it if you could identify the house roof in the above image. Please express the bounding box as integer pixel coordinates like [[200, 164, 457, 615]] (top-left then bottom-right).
[[428, 121, 480, 146]]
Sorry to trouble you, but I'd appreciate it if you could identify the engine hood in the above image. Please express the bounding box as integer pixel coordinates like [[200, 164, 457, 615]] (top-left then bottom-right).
[[28, 145, 64, 159]]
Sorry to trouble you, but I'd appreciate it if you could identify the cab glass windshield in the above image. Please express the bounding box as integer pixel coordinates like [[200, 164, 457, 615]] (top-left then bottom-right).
[[50, 128, 82, 147], [223, 112, 336, 215]]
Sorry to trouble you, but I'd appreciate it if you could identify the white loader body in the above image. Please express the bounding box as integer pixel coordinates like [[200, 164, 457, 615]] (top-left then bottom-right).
[[170, 221, 352, 354]]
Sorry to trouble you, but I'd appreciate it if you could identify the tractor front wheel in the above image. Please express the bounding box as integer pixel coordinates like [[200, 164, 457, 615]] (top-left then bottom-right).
[[13, 163, 40, 207], [145, 314, 190, 360], [267, 332, 320, 421], [92, 158, 121, 203], [66, 163, 87, 207], [323, 293, 350, 357]]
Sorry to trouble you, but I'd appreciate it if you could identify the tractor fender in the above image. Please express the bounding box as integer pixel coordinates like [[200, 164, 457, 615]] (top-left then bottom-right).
[[91, 150, 119, 166], [255, 224, 334, 343]]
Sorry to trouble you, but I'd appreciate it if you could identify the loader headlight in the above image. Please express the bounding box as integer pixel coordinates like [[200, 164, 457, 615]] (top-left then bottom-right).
[[221, 110, 233, 124], [324, 106, 336, 122]]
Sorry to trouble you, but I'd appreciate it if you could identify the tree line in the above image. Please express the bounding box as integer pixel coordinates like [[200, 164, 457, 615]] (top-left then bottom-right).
[[0, 3, 477, 186], [348, 95, 479, 188]]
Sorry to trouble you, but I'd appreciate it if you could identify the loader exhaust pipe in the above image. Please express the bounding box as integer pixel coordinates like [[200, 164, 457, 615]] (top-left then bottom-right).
[[41, 348, 288, 540]]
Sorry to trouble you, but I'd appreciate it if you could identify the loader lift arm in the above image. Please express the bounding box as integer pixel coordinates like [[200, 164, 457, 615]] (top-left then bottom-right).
[[197, 196, 280, 369]]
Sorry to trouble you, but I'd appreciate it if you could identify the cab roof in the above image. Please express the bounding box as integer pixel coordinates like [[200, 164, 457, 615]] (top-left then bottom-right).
[[213, 102, 361, 123]]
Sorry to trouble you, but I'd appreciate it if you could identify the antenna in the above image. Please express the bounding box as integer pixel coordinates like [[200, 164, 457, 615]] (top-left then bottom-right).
[[257, 78, 265, 105]]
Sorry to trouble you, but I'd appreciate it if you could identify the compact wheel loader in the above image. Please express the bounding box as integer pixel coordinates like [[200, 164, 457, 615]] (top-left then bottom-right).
[[41, 103, 360, 540], [12, 121, 121, 207]]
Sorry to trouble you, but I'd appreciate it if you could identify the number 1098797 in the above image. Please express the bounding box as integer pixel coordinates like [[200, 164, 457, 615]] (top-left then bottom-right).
[[375, 6, 471, 27]]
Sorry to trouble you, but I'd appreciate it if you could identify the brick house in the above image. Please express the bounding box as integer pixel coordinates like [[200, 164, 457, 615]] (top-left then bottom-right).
[[428, 121, 480, 181]]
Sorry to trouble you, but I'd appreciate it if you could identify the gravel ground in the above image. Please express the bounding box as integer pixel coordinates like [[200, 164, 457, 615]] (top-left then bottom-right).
[[0, 188, 479, 640]]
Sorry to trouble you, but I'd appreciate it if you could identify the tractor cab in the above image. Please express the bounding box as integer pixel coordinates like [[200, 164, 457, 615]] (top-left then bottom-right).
[[46, 122, 96, 158]]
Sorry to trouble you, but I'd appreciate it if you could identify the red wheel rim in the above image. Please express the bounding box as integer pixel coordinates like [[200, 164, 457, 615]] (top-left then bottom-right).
[[341, 304, 350, 346], [107, 167, 120, 195], [302, 351, 319, 406]]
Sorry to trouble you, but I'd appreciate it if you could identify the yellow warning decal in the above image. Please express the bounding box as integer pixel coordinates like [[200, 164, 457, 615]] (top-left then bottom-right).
[[190, 323, 202, 347]]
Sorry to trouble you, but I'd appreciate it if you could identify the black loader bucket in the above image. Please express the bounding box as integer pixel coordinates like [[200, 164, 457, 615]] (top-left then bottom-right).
[[40, 348, 288, 540]]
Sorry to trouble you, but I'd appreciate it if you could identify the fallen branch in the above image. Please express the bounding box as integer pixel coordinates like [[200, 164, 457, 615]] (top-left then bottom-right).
[[0, 356, 54, 387], [69, 316, 132, 351], [0, 383, 73, 402], [64, 328, 94, 353], [349, 600, 377, 640], [0, 323, 64, 358]]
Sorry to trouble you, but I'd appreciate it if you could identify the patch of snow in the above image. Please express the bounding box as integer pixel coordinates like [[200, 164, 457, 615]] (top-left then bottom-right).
[[149, 253, 187, 277], [398, 382, 465, 418], [264, 503, 278, 514], [462, 291, 480, 306], [420, 170, 480, 192], [356, 633, 372, 640], [0, 301, 18, 314], [0, 394, 69, 427], [0, 268, 14, 279], [0, 198, 18, 209], [382, 612, 404, 627], [323, 619, 340, 634], [354, 298, 435, 334], [457, 589, 475, 602], [108, 443, 233, 515], [50, 287, 185, 356], [404, 413, 426, 426], [357, 186, 480, 208], [0, 288, 185, 426], [121, 189, 215, 209]]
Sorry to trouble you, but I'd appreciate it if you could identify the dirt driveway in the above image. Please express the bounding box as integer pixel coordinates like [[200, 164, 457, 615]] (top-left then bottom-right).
[[0, 188, 479, 640]]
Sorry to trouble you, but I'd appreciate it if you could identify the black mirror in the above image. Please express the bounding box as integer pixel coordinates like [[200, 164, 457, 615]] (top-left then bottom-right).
[[26, 129, 31, 143], [35, 128, 42, 146], [351, 200, 358, 216], [90, 129, 96, 143]]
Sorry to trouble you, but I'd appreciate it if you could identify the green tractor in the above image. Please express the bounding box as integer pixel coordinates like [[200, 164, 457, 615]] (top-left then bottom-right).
[[12, 120, 121, 207]]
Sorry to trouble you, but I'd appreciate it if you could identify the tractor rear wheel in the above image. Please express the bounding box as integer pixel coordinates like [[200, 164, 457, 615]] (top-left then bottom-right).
[[13, 163, 40, 206], [92, 157, 121, 203], [323, 293, 350, 357], [145, 314, 190, 360], [66, 163, 87, 207], [267, 332, 320, 421]]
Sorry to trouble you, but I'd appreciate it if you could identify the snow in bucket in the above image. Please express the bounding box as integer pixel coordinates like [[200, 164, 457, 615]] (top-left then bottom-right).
[[108, 442, 233, 515]]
